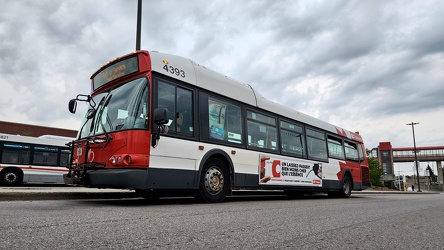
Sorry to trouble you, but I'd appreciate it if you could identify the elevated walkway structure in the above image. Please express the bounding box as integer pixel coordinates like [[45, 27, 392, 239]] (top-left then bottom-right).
[[392, 146, 444, 162], [371, 142, 444, 190]]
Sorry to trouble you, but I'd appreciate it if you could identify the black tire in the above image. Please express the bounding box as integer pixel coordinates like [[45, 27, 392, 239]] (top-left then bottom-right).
[[195, 158, 230, 203], [328, 173, 352, 198], [341, 174, 352, 198], [0, 168, 23, 186]]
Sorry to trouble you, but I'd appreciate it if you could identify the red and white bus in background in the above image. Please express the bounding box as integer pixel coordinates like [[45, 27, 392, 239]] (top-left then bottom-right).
[[0, 133, 73, 186], [65, 50, 370, 202]]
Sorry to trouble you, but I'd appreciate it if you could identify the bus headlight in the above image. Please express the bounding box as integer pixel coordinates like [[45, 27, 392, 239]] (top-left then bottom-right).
[[109, 155, 132, 165]]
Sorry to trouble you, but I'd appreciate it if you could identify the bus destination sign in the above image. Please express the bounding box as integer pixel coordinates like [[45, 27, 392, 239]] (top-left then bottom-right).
[[93, 55, 139, 91]]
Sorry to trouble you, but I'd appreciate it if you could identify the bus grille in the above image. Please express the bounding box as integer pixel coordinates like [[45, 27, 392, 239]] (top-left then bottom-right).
[[361, 166, 370, 186]]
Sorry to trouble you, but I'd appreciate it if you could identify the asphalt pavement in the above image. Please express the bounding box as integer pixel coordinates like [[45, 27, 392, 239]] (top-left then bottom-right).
[[0, 185, 138, 201], [0, 185, 441, 201]]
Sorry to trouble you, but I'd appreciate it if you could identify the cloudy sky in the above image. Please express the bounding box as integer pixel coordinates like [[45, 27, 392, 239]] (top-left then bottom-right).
[[1, 0, 444, 157]]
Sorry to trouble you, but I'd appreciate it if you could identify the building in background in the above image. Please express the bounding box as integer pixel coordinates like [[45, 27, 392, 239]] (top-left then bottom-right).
[[0, 121, 77, 138], [371, 142, 444, 190]]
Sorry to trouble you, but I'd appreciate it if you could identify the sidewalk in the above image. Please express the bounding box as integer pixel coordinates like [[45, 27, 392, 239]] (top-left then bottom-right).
[[0, 186, 441, 201], [353, 189, 441, 195]]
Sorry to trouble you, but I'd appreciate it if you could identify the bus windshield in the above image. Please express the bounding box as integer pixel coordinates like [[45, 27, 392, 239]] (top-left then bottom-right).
[[79, 77, 149, 139]]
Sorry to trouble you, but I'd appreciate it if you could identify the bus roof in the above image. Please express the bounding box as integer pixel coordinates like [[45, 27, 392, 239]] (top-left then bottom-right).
[[95, 50, 363, 143], [148, 51, 362, 143], [0, 133, 74, 147]]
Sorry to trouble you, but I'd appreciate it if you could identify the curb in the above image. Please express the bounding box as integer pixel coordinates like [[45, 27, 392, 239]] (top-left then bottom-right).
[[353, 190, 442, 195]]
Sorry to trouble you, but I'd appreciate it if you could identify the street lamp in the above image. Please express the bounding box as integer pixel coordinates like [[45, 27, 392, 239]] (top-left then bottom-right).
[[407, 122, 421, 192], [135, 0, 142, 50]]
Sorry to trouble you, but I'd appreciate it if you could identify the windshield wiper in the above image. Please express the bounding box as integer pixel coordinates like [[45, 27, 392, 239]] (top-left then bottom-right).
[[79, 96, 104, 138], [95, 94, 113, 143]]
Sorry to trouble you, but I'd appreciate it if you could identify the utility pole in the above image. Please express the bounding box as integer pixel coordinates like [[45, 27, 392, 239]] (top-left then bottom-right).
[[136, 0, 142, 51], [407, 122, 421, 192]]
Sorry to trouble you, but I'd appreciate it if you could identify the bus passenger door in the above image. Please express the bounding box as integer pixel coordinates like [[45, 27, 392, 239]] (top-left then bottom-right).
[[149, 78, 197, 189]]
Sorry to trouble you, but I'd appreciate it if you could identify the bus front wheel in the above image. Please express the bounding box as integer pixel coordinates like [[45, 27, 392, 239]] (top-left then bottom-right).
[[195, 158, 230, 203], [1, 168, 23, 186]]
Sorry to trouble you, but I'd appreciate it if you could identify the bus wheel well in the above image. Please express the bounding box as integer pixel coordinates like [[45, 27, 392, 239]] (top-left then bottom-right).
[[208, 154, 232, 174], [199, 150, 235, 188], [0, 167, 24, 186]]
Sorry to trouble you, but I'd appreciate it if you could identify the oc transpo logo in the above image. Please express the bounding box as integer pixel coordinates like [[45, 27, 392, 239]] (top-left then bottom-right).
[[88, 149, 94, 162]]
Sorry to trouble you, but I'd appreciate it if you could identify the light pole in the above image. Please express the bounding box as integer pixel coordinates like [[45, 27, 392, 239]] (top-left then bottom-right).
[[135, 0, 142, 50], [407, 122, 421, 192]]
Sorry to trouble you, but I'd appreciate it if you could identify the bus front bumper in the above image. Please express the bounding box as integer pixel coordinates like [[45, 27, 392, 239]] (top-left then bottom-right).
[[64, 169, 148, 189]]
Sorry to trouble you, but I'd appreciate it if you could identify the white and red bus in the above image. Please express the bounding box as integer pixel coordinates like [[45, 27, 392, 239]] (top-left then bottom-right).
[[65, 50, 370, 202], [0, 133, 73, 186]]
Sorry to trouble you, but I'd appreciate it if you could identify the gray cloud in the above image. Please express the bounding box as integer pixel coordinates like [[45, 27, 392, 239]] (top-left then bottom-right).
[[0, 0, 443, 150]]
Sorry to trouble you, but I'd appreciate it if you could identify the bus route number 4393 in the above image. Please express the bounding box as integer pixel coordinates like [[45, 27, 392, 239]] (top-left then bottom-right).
[[163, 64, 185, 78]]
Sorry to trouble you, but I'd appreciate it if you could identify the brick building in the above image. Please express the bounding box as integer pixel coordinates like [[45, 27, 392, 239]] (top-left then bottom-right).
[[0, 121, 77, 138]]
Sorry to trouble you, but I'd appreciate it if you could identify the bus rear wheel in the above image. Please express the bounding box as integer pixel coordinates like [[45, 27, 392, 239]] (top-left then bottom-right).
[[195, 158, 230, 203], [329, 173, 352, 198], [340, 174, 352, 198], [1, 168, 23, 186]]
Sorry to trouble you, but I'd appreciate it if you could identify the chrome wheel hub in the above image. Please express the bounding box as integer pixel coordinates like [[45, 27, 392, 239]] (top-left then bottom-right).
[[204, 167, 224, 195], [4, 172, 18, 184]]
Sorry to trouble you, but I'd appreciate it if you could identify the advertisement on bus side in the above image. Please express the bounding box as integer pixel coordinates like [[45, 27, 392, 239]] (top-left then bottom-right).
[[259, 154, 322, 187]]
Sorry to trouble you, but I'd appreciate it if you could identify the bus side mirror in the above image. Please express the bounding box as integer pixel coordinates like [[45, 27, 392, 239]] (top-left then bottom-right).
[[153, 108, 168, 125], [152, 108, 169, 148], [68, 99, 77, 114]]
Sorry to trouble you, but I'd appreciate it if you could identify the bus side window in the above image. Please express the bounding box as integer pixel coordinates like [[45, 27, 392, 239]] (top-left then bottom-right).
[[345, 141, 359, 161], [206, 97, 243, 144], [208, 98, 227, 140], [33, 146, 58, 166], [226, 103, 242, 144], [157, 80, 177, 132], [2, 143, 31, 164], [177, 88, 193, 135], [280, 121, 305, 157], [327, 135, 345, 159], [247, 122, 261, 147], [60, 150, 71, 167], [357, 143, 365, 162], [247, 111, 277, 151], [156, 79, 194, 136], [306, 128, 327, 161]]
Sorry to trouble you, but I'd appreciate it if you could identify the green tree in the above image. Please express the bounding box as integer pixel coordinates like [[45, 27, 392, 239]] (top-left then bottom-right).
[[426, 165, 437, 182], [367, 149, 384, 186]]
